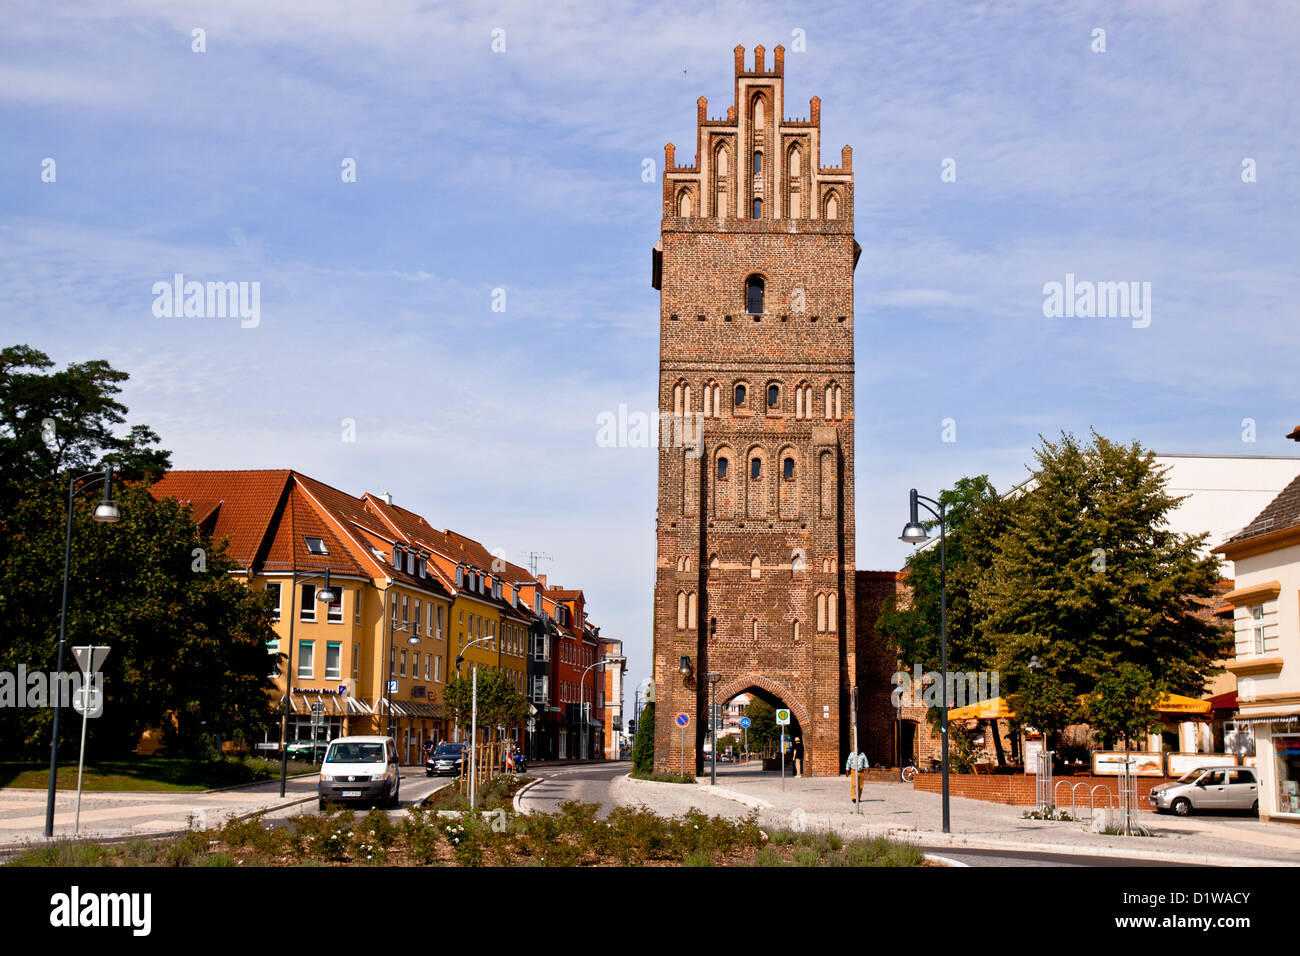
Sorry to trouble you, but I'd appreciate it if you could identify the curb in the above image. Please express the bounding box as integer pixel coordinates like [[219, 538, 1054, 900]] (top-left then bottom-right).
[[513, 777, 545, 815], [923, 853, 969, 868]]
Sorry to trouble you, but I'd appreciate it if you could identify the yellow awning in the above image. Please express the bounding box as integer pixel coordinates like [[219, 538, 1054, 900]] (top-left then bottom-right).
[[948, 697, 1014, 720], [1156, 693, 1211, 715]]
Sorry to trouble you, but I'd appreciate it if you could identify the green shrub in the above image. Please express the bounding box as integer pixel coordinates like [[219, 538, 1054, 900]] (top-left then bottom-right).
[[632, 703, 655, 773], [5, 840, 114, 867], [682, 850, 712, 866], [402, 806, 442, 865]]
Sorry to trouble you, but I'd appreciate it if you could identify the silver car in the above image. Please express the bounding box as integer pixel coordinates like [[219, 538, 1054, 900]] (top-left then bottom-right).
[[1149, 766, 1258, 816]]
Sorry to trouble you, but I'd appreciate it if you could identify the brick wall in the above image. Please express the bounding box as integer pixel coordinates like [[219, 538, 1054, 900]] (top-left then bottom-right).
[[912, 773, 1172, 807], [653, 46, 856, 777]]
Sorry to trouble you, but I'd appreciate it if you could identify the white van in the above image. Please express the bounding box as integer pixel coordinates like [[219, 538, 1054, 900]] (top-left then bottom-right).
[[317, 736, 400, 811]]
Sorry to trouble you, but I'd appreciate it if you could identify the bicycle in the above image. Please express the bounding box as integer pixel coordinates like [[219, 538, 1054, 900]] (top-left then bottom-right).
[[900, 758, 941, 783]]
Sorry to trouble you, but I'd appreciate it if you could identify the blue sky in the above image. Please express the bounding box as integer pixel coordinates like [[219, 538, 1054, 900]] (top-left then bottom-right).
[[3, 0, 1298, 705]]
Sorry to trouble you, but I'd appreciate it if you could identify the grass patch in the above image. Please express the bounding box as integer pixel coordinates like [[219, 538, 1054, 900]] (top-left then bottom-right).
[[425, 774, 530, 812], [0, 756, 318, 792], [629, 770, 697, 784]]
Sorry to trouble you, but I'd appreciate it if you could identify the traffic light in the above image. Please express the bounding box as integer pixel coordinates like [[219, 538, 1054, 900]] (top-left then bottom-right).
[[628, 720, 637, 737]]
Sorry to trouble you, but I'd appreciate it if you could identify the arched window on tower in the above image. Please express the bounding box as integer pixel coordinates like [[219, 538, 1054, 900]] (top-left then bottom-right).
[[753, 151, 762, 174], [716, 456, 729, 480], [752, 198, 763, 219], [783, 457, 795, 480], [767, 384, 780, 408], [745, 275, 764, 314], [750, 556, 761, 580], [750, 457, 762, 480], [734, 383, 748, 408]]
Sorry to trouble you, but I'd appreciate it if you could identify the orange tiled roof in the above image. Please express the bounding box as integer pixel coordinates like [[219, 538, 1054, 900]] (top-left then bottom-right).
[[151, 469, 292, 565]]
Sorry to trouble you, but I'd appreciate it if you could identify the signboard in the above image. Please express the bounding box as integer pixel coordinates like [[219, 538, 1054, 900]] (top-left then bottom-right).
[[1023, 737, 1042, 775], [387, 679, 398, 693], [1091, 751, 1164, 777], [674, 712, 690, 728], [72, 685, 102, 719], [1167, 752, 1237, 777], [72, 646, 110, 674], [739, 717, 751, 729], [775, 709, 791, 726]]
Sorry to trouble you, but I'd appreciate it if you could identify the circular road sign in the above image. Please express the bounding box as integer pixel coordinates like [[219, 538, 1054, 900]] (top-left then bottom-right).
[[775, 709, 791, 726], [675, 712, 690, 728], [739, 717, 752, 728]]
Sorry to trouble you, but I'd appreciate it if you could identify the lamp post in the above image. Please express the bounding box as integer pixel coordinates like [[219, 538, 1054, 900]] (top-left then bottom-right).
[[456, 634, 495, 810], [579, 656, 625, 761], [707, 672, 721, 785], [899, 487, 952, 834], [45, 465, 119, 839], [280, 569, 337, 798]]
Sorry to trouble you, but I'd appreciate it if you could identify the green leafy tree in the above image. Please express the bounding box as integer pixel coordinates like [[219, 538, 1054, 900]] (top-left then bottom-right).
[[0, 482, 279, 757], [632, 703, 655, 773], [0, 345, 169, 522], [443, 667, 526, 740], [877, 475, 1015, 763], [742, 698, 777, 755], [981, 431, 1230, 747], [1086, 662, 1164, 751]]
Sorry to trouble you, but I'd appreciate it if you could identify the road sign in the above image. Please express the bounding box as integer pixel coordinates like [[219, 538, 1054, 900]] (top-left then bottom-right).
[[387, 679, 398, 693], [739, 717, 751, 728], [775, 709, 791, 726], [310, 700, 325, 715], [72, 685, 102, 719], [72, 646, 110, 674], [675, 712, 690, 728]]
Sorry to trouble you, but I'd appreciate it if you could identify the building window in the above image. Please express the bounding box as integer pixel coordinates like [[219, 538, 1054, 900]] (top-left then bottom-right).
[[301, 584, 317, 622], [304, 536, 328, 555], [266, 582, 282, 621], [297, 641, 314, 679], [752, 198, 763, 219], [425, 653, 432, 681], [1251, 605, 1267, 655], [401, 595, 410, 626], [753, 151, 762, 173], [267, 638, 280, 678], [327, 587, 344, 623], [325, 641, 341, 680], [767, 384, 779, 408], [400, 649, 407, 677], [784, 457, 796, 480], [751, 457, 762, 479], [745, 275, 764, 314], [414, 600, 422, 636], [354, 591, 362, 625], [750, 556, 761, 580], [390, 646, 396, 677], [352, 644, 359, 678], [436, 605, 443, 639], [434, 655, 442, 683], [717, 457, 729, 480]]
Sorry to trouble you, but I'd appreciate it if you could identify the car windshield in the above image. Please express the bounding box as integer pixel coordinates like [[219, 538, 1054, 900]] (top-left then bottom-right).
[[434, 745, 464, 756], [326, 743, 385, 763], [1175, 769, 1214, 783]]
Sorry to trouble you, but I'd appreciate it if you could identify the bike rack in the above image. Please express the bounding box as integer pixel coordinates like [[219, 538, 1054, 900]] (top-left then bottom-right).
[[1053, 779, 1073, 812]]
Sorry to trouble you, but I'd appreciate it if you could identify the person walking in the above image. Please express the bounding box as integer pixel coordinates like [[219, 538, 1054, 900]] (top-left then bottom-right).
[[846, 748, 870, 803], [792, 736, 805, 777]]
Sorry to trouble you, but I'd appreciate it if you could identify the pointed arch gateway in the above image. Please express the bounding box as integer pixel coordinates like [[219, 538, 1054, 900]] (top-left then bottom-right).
[[717, 675, 813, 741]]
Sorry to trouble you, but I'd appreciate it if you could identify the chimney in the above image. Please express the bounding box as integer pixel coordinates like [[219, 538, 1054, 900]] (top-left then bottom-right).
[[381, 492, 393, 505], [537, 574, 547, 588]]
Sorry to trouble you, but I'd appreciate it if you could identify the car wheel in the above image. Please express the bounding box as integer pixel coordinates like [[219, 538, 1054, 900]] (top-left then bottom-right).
[[1172, 797, 1192, 817], [319, 798, 327, 812], [426, 770, 433, 777], [1252, 799, 1259, 815]]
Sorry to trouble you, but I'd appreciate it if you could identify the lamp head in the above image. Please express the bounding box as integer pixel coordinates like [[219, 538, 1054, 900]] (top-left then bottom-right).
[[899, 487, 928, 543], [679, 655, 691, 675], [315, 569, 336, 605]]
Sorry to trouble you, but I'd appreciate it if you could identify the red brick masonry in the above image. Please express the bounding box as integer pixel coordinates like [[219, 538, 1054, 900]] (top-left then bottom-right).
[[910, 773, 1171, 808]]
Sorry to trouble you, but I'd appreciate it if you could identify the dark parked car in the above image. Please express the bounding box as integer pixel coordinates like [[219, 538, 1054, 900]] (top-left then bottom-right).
[[426, 742, 468, 777], [286, 740, 329, 762]]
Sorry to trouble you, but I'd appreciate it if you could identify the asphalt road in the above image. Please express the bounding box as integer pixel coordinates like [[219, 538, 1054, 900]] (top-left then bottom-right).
[[518, 761, 630, 817]]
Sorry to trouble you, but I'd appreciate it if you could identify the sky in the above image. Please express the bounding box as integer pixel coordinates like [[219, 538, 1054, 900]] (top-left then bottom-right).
[[2, 0, 1298, 713]]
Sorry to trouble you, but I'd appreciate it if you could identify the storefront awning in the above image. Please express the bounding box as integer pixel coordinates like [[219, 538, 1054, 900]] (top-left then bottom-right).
[[946, 692, 1210, 721], [277, 693, 373, 717], [373, 697, 443, 719]]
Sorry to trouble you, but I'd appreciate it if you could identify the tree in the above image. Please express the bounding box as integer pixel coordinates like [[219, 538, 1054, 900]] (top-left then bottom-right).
[[742, 698, 777, 755], [443, 667, 527, 740], [0, 482, 280, 757], [632, 703, 655, 773], [1086, 662, 1164, 751], [0, 345, 169, 522], [980, 431, 1230, 747], [877, 475, 1015, 763], [0, 345, 279, 759]]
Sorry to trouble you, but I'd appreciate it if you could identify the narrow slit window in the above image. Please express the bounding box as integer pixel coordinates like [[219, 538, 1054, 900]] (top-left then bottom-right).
[[745, 276, 764, 314]]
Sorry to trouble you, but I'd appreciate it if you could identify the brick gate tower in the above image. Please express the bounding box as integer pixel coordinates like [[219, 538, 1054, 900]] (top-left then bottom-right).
[[651, 44, 857, 776]]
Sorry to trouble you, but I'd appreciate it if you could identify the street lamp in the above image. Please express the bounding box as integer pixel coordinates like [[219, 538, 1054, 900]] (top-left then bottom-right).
[[707, 672, 721, 785], [579, 656, 625, 761], [45, 465, 119, 839], [898, 487, 952, 834], [279, 569, 337, 797], [455, 634, 495, 810]]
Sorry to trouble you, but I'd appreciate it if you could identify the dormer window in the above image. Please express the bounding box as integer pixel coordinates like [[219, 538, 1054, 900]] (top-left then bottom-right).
[[392, 545, 403, 567], [305, 536, 328, 555], [455, 566, 464, 588], [745, 275, 764, 314]]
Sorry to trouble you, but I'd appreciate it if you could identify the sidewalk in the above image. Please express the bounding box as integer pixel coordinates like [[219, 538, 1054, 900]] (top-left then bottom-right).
[[620, 763, 1300, 866], [0, 775, 319, 848]]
